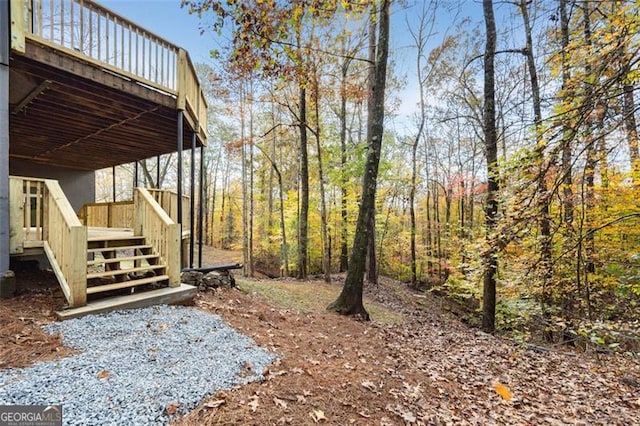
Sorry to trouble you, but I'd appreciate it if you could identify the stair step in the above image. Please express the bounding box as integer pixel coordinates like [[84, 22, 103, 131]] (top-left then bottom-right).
[[87, 244, 153, 254], [87, 264, 165, 280], [88, 235, 145, 242], [56, 284, 197, 320], [86, 275, 170, 295], [87, 254, 159, 266]]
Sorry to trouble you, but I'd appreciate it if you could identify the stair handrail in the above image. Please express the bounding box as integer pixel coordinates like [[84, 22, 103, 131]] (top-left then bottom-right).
[[146, 188, 191, 230], [42, 179, 87, 307], [134, 188, 180, 286]]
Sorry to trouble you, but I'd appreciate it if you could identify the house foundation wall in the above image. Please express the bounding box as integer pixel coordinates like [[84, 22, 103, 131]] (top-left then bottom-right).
[[10, 159, 95, 212]]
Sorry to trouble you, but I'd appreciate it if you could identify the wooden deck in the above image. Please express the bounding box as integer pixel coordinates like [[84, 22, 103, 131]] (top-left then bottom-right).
[[8, 0, 207, 170], [10, 177, 190, 314], [16, 226, 133, 247], [87, 227, 134, 240]]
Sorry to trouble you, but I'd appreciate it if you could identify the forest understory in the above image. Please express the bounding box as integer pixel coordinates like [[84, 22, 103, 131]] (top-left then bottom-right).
[[2, 248, 639, 425]]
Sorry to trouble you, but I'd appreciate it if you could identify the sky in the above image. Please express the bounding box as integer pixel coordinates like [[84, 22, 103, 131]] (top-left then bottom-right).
[[99, 0, 492, 130]]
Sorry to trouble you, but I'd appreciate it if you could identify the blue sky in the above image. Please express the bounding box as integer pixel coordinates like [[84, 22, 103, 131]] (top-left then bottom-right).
[[99, 0, 492, 126], [101, 0, 216, 63]]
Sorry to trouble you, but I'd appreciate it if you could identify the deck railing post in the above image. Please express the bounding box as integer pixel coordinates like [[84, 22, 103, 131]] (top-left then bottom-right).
[[189, 132, 195, 268], [177, 110, 184, 267], [198, 144, 204, 268], [1, 0, 11, 290]]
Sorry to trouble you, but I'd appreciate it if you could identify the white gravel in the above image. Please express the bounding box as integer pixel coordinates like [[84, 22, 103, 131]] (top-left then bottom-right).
[[0, 305, 276, 425]]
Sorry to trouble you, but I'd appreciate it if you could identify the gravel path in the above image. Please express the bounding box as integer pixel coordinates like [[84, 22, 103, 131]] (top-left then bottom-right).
[[0, 305, 276, 425]]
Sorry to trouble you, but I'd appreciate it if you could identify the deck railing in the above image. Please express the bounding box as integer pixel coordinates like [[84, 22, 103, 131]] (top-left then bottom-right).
[[9, 176, 45, 252], [147, 188, 191, 231], [9, 176, 87, 307], [27, 0, 178, 92], [78, 200, 134, 228], [77, 189, 190, 231], [10, 0, 207, 135], [178, 49, 208, 137], [134, 188, 180, 286]]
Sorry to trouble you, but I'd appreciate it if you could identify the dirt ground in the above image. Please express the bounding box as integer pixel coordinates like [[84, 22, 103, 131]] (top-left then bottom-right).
[[175, 279, 640, 425], [0, 266, 74, 370], [2, 251, 639, 425]]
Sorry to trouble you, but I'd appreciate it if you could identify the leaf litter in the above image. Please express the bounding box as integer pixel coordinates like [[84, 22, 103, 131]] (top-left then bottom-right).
[[175, 275, 640, 425], [3, 269, 638, 425]]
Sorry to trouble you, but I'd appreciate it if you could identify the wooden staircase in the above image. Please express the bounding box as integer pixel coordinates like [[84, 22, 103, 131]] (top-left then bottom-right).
[[10, 177, 196, 320], [56, 232, 196, 320], [86, 235, 170, 296]]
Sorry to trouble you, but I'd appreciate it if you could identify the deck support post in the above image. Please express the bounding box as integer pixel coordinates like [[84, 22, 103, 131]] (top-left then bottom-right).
[[198, 144, 204, 268], [177, 111, 184, 267], [112, 165, 116, 202], [189, 133, 195, 268], [156, 155, 160, 189], [0, 0, 12, 293], [134, 160, 138, 190]]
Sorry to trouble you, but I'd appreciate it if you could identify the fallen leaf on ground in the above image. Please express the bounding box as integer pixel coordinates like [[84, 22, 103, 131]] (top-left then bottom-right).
[[97, 370, 109, 379], [361, 380, 376, 391], [402, 410, 417, 423], [273, 396, 288, 409], [166, 403, 179, 415], [494, 382, 513, 401], [204, 399, 225, 409], [247, 398, 259, 412], [310, 409, 326, 422]]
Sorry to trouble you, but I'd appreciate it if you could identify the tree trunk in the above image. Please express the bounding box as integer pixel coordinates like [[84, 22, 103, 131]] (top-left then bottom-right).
[[220, 161, 229, 248], [482, 0, 499, 334], [407, 6, 430, 287], [433, 181, 442, 278], [583, 2, 595, 278], [297, 84, 309, 279], [329, 0, 390, 320], [339, 59, 350, 273], [268, 109, 276, 232], [581, 1, 595, 318], [367, 209, 378, 285], [256, 143, 289, 277], [623, 83, 640, 184], [520, 0, 552, 310], [240, 83, 250, 276], [425, 185, 432, 273], [248, 82, 255, 277], [207, 154, 220, 246], [313, 75, 331, 283], [559, 0, 574, 227], [365, 7, 378, 287], [410, 136, 418, 286]]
